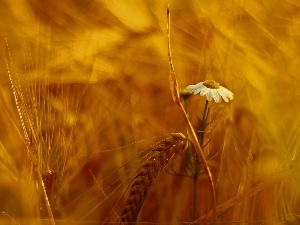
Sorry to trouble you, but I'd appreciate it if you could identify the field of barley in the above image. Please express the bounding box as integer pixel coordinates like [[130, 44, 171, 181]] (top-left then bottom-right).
[[0, 0, 300, 224]]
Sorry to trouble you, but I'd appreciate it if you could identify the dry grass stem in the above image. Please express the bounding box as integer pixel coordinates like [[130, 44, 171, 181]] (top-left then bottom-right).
[[167, 8, 180, 104], [120, 133, 188, 224], [167, 7, 217, 222]]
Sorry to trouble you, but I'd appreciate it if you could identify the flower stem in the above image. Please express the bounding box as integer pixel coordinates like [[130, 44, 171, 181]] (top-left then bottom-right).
[[178, 102, 217, 222], [200, 100, 209, 147], [182, 96, 199, 221]]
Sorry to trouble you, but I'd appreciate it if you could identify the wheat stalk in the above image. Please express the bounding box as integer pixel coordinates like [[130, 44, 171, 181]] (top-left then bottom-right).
[[166, 6, 217, 222], [119, 133, 188, 224], [2, 34, 56, 224], [2, 26, 88, 222]]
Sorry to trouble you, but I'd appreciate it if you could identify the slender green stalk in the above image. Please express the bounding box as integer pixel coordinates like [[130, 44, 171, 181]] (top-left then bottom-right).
[[200, 100, 209, 147]]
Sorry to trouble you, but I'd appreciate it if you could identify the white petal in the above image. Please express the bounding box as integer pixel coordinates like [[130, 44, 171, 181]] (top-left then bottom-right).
[[186, 85, 198, 93], [218, 86, 233, 102], [200, 87, 209, 96], [194, 85, 206, 95], [224, 88, 234, 99], [212, 89, 221, 103], [218, 90, 229, 102], [206, 89, 213, 101], [186, 82, 204, 94]]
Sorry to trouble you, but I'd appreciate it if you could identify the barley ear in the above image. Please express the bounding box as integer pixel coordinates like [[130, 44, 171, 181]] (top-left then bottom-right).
[[2, 34, 55, 225]]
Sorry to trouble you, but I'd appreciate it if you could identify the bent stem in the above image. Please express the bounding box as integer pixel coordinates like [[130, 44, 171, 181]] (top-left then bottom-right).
[[167, 7, 217, 223]]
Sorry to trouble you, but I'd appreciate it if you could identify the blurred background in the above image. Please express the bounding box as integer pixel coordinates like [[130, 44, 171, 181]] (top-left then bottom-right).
[[0, 0, 300, 224]]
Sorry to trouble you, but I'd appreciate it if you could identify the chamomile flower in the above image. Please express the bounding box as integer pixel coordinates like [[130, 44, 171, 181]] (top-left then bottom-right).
[[186, 80, 233, 103]]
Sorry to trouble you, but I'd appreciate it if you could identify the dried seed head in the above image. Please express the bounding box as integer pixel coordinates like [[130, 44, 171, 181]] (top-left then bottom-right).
[[120, 133, 187, 224]]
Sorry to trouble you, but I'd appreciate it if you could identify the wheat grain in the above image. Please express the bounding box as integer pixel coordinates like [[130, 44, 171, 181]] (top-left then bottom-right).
[[119, 133, 188, 224]]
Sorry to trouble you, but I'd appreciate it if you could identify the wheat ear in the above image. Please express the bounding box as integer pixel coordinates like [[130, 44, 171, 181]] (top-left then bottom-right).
[[119, 133, 188, 224]]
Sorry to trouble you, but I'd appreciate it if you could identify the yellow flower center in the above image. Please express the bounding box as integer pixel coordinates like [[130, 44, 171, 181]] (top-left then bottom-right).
[[203, 80, 220, 89]]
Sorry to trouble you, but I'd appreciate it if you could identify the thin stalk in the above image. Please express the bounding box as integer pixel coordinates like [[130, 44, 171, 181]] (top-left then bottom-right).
[[183, 96, 199, 221], [200, 100, 209, 147], [167, 7, 217, 222], [178, 102, 217, 222], [193, 170, 198, 221]]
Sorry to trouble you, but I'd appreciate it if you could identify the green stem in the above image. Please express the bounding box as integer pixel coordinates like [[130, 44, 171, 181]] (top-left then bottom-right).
[[200, 100, 209, 147]]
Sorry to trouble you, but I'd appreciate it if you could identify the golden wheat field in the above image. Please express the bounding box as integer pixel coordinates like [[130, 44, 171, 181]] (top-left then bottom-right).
[[0, 0, 300, 224]]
